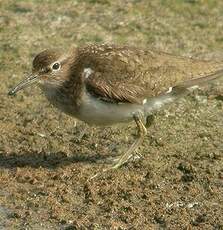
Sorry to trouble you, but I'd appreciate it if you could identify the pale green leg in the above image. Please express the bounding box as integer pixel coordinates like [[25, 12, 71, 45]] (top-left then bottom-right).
[[111, 113, 148, 169], [90, 113, 149, 180]]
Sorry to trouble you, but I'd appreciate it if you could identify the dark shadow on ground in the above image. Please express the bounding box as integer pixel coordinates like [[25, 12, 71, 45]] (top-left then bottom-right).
[[0, 152, 111, 169]]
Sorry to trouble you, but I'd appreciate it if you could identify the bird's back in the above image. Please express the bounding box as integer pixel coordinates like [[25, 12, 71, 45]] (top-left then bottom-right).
[[74, 44, 223, 104]]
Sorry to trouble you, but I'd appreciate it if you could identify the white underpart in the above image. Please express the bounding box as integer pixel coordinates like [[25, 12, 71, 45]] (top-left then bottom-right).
[[42, 82, 177, 126], [166, 87, 173, 93], [75, 88, 177, 126], [83, 68, 93, 78]]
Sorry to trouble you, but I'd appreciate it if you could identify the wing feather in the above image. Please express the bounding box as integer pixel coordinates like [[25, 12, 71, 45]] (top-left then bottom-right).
[[77, 44, 223, 104]]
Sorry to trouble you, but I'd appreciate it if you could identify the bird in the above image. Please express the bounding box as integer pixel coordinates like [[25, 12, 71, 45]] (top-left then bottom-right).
[[8, 43, 223, 173]]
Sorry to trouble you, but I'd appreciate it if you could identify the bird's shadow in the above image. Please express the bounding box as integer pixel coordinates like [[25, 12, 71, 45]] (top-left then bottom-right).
[[0, 151, 111, 169]]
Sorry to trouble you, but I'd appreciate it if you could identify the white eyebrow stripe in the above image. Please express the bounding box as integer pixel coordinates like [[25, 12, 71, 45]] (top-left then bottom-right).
[[83, 68, 93, 78]]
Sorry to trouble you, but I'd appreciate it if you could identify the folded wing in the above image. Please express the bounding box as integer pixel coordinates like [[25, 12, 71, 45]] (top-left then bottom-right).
[[78, 44, 223, 104]]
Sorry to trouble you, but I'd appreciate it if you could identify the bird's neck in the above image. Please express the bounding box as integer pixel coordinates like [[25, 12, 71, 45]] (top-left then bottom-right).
[[40, 78, 84, 116], [40, 53, 87, 115]]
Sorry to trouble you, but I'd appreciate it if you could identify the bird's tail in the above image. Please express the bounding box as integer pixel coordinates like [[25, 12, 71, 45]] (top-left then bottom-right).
[[173, 68, 223, 94]]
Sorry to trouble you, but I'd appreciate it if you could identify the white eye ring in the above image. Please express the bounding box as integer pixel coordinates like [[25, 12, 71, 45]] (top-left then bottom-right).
[[51, 62, 61, 71]]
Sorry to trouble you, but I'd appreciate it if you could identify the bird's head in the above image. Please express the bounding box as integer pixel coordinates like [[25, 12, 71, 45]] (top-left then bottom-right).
[[8, 49, 71, 95]]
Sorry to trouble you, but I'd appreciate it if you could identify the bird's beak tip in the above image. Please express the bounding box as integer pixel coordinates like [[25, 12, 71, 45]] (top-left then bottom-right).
[[7, 74, 39, 97]]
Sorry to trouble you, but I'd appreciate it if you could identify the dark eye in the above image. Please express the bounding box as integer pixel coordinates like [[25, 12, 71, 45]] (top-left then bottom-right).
[[52, 62, 60, 70]]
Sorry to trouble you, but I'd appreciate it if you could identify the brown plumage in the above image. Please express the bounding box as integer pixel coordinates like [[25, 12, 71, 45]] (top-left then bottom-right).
[[73, 44, 223, 104], [8, 43, 223, 175]]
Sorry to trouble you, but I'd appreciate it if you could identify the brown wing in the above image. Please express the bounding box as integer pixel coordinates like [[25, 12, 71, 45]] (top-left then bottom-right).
[[77, 44, 223, 104]]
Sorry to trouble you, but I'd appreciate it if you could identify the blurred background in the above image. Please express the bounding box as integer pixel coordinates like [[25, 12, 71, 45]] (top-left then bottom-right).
[[0, 0, 223, 229]]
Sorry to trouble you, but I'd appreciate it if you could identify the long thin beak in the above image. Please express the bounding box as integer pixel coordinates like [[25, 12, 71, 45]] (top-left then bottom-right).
[[8, 74, 39, 96]]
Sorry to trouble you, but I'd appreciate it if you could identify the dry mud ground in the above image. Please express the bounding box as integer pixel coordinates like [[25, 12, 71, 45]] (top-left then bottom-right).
[[0, 0, 223, 229]]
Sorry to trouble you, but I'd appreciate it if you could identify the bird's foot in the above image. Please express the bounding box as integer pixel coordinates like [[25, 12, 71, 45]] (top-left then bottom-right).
[[89, 151, 143, 180], [89, 112, 147, 180]]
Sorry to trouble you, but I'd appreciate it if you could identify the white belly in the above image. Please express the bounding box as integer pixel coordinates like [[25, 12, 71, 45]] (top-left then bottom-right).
[[42, 85, 176, 126], [76, 90, 176, 126]]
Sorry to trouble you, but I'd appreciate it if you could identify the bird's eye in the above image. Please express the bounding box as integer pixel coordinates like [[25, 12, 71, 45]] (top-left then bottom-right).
[[52, 62, 61, 70]]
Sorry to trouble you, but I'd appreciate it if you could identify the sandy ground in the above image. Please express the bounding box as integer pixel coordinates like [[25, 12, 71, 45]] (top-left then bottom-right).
[[0, 0, 223, 229]]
